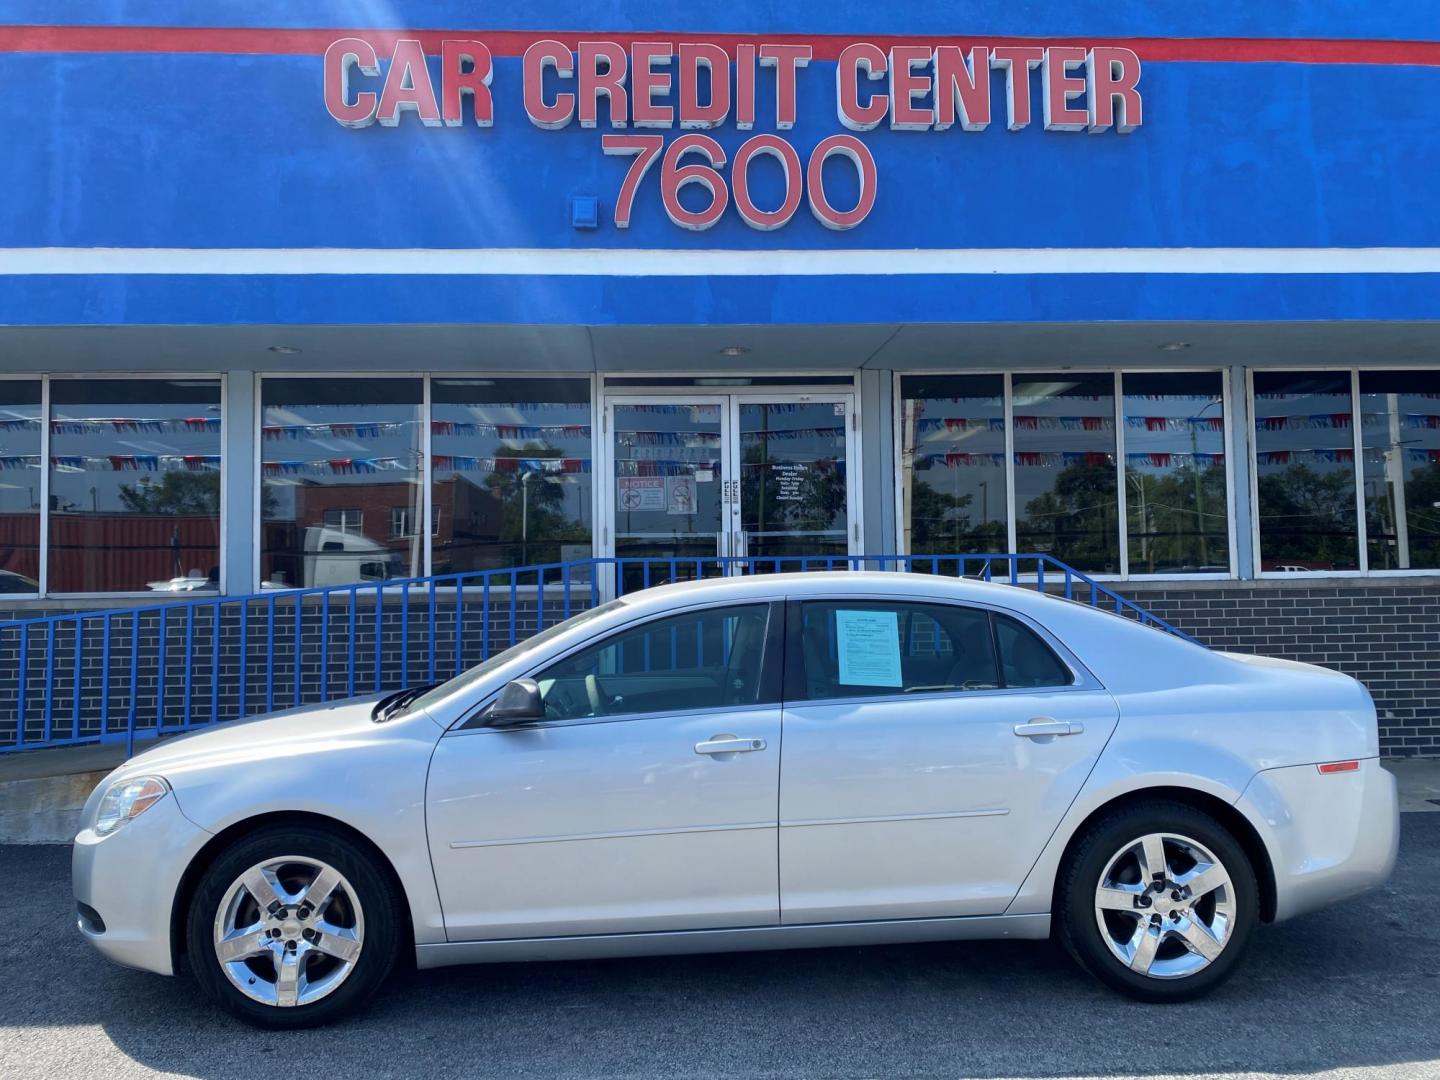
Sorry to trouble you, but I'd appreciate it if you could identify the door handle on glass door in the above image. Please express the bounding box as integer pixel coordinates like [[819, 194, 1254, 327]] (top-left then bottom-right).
[[694, 736, 767, 755], [1013, 719, 1083, 738]]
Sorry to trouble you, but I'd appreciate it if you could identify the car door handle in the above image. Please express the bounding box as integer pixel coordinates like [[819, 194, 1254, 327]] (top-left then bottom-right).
[[1013, 719, 1083, 738], [695, 736, 767, 755]]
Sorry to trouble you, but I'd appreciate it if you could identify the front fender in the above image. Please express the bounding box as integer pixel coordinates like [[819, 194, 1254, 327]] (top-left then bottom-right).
[[162, 723, 447, 947]]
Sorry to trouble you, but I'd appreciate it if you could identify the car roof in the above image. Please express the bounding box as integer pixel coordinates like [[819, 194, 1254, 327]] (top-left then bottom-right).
[[617, 570, 1058, 618]]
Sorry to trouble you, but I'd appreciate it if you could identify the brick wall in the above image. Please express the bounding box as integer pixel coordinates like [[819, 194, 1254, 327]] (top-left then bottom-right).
[[1125, 578, 1440, 757]]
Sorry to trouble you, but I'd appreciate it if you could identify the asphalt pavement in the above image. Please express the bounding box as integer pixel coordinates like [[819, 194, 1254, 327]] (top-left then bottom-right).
[[2, 815, 1438, 1080]]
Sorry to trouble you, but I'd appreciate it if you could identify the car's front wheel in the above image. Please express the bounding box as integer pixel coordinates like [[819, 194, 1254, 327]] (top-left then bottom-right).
[[186, 824, 404, 1028], [1057, 801, 1258, 1002]]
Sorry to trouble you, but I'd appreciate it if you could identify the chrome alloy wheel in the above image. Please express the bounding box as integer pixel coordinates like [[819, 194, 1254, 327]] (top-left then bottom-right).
[[212, 856, 365, 1008], [1093, 832, 1236, 980]]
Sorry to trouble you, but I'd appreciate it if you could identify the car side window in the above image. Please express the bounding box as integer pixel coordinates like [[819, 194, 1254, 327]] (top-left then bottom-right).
[[797, 601, 999, 701], [533, 603, 774, 722], [993, 614, 1074, 688]]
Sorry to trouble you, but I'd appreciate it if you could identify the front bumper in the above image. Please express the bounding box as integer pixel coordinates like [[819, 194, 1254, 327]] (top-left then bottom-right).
[[1237, 757, 1399, 923], [72, 789, 212, 976]]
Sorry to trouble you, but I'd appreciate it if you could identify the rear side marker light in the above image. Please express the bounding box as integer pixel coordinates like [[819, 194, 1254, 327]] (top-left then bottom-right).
[[1317, 760, 1360, 774]]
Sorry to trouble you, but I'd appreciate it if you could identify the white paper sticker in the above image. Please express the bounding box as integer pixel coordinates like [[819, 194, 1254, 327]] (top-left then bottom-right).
[[666, 475, 696, 515], [834, 609, 903, 687]]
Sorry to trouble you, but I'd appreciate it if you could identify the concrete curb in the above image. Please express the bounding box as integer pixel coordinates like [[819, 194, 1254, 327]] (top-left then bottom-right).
[[0, 769, 108, 844]]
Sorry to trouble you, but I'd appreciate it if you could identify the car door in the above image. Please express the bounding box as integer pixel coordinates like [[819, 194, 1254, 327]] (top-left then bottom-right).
[[427, 600, 784, 942], [779, 597, 1119, 924]]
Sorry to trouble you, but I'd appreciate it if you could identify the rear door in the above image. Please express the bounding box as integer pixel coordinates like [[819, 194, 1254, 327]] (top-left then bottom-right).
[[778, 597, 1118, 924]]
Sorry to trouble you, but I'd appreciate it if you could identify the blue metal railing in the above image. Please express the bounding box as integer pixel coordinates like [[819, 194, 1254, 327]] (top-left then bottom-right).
[[0, 554, 1195, 756]]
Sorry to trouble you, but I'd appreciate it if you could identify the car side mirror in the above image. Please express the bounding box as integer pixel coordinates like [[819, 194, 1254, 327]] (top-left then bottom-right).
[[487, 678, 545, 727]]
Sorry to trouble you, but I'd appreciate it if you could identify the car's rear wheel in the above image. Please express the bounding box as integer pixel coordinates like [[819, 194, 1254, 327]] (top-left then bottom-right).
[[1057, 801, 1258, 1002], [186, 824, 403, 1028]]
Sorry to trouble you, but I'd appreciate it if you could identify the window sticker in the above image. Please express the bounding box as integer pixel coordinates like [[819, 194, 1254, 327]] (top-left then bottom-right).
[[834, 609, 903, 687]]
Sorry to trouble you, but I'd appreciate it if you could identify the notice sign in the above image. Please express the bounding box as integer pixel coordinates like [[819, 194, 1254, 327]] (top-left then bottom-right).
[[666, 475, 696, 515], [772, 462, 806, 502], [835, 609, 903, 687], [618, 476, 665, 511]]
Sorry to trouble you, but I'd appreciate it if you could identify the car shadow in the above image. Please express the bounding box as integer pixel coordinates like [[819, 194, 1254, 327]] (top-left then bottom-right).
[[4, 814, 1437, 1079]]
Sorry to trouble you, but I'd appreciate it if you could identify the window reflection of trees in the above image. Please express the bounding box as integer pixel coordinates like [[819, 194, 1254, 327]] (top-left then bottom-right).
[[1123, 373, 1229, 574], [900, 375, 1006, 557], [432, 378, 593, 574], [1252, 372, 1359, 571], [1013, 374, 1118, 574]]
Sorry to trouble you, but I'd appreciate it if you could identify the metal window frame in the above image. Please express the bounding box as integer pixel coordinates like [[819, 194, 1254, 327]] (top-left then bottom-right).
[[888, 371, 1012, 566], [597, 371, 865, 563], [1117, 367, 1238, 580], [254, 371, 427, 592], [1247, 364, 1440, 580], [1244, 365, 1365, 584], [0, 374, 46, 600], [256, 371, 602, 593], [892, 367, 1239, 582], [429, 371, 600, 581], [43, 372, 228, 601]]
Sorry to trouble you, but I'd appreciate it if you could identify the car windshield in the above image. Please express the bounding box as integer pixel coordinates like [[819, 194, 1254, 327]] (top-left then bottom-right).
[[384, 598, 629, 721]]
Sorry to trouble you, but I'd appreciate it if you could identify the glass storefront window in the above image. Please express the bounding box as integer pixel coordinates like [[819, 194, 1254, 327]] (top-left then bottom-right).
[[430, 378, 593, 572], [898, 375, 1007, 556], [261, 378, 423, 588], [1013, 373, 1119, 573], [1359, 370, 1440, 571], [1252, 371, 1359, 572], [0, 381, 42, 594], [1123, 372, 1229, 574], [48, 378, 223, 593]]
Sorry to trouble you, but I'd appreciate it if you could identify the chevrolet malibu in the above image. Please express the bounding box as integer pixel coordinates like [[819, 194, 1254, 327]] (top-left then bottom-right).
[[73, 573, 1398, 1027]]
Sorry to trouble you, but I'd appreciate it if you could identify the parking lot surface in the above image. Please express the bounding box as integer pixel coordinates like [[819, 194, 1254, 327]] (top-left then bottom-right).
[[2, 814, 1438, 1080]]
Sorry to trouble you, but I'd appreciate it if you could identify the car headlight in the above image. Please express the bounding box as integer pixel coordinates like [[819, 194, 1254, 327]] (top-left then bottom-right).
[[93, 776, 170, 837]]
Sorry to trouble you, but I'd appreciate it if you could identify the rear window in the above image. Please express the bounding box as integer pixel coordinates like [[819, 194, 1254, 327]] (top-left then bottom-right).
[[994, 614, 1073, 688], [796, 600, 999, 701]]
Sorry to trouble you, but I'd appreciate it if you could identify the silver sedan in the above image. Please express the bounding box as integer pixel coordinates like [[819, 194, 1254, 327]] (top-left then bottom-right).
[[73, 572, 1399, 1027]]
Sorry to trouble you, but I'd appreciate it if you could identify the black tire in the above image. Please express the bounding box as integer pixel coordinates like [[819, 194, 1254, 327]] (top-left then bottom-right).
[[186, 824, 405, 1029], [1056, 801, 1259, 1002]]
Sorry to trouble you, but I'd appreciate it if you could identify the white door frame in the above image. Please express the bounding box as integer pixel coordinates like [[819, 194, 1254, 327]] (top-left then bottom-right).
[[727, 390, 862, 564], [599, 393, 733, 564], [599, 388, 863, 575]]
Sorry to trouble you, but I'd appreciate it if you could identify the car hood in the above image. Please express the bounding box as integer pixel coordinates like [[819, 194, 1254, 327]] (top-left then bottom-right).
[[112, 693, 442, 781]]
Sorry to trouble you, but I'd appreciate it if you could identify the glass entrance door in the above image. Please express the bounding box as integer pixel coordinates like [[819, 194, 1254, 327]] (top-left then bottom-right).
[[604, 392, 858, 584], [609, 398, 729, 589], [737, 398, 853, 564]]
